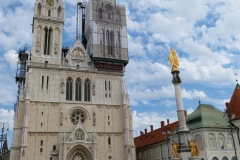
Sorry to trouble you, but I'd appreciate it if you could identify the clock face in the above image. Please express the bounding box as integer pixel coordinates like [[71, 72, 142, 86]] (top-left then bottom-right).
[[105, 4, 112, 11], [46, 0, 54, 6]]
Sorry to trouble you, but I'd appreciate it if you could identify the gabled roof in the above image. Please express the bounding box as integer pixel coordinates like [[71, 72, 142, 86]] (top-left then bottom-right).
[[186, 104, 229, 130], [134, 121, 178, 149], [226, 84, 240, 121]]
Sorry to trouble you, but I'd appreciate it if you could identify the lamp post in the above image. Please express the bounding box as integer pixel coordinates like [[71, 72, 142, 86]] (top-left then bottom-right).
[[162, 128, 171, 160], [0, 122, 9, 157]]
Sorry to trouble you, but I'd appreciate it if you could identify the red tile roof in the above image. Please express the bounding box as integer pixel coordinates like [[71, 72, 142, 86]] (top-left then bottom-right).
[[134, 121, 178, 149], [226, 84, 240, 121]]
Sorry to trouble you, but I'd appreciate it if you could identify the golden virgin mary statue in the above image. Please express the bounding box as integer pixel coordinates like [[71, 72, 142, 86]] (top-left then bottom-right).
[[168, 48, 179, 72]]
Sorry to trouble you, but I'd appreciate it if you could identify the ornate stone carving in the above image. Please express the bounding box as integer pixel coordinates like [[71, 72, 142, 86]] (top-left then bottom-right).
[[92, 82, 96, 96], [71, 47, 85, 62], [75, 129, 84, 141]]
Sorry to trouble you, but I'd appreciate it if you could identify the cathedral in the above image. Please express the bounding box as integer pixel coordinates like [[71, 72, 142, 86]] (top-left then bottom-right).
[[10, 0, 136, 160]]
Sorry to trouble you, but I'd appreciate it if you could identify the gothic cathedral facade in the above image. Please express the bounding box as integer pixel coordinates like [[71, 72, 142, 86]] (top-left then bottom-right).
[[10, 0, 136, 160]]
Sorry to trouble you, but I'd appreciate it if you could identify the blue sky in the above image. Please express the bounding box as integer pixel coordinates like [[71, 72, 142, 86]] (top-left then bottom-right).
[[0, 0, 240, 145]]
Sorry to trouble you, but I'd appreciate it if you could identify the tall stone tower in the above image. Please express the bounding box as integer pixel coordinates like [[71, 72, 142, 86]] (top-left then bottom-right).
[[10, 0, 136, 159]]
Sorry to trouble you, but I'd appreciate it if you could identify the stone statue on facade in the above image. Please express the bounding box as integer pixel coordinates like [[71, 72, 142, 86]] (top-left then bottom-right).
[[188, 140, 200, 157], [172, 141, 179, 158], [168, 48, 179, 72]]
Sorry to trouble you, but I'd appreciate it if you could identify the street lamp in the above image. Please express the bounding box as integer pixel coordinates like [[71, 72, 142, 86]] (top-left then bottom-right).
[[0, 122, 9, 157], [162, 128, 171, 160]]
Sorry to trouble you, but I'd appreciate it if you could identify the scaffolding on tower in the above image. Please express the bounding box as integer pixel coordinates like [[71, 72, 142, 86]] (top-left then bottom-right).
[[15, 49, 29, 111], [76, 2, 87, 48]]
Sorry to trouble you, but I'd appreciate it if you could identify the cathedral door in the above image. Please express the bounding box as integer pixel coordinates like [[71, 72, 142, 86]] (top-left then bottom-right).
[[67, 145, 91, 160]]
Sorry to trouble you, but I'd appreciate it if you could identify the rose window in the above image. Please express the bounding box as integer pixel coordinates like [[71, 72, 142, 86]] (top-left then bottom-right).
[[70, 110, 86, 125]]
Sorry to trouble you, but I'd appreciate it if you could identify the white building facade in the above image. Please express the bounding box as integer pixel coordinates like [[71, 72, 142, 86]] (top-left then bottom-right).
[[10, 0, 136, 160]]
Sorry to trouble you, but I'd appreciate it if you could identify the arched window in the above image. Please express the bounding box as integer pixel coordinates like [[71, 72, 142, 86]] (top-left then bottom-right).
[[44, 27, 52, 55], [118, 31, 121, 48], [110, 30, 114, 56], [108, 137, 111, 145], [48, 9, 51, 16], [218, 133, 225, 149], [222, 157, 228, 160], [208, 133, 216, 149], [37, 3, 42, 16], [212, 157, 218, 160], [84, 79, 90, 101], [195, 134, 203, 149], [75, 78, 81, 101], [102, 29, 105, 55], [98, 8, 103, 19], [232, 156, 237, 160], [227, 134, 233, 149], [106, 30, 110, 55], [66, 77, 73, 100]]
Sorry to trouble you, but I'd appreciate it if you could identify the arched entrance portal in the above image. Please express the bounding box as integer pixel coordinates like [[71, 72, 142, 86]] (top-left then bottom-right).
[[67, 145, 91, 160]]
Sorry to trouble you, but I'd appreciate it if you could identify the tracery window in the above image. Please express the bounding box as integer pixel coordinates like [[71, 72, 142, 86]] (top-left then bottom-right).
[[75, 78, 81, 101], [70, 110, 86, 125], [66, 77, 73, 100], [84, 79, 90, 101], [222, 157, 228, 160], [212, 157, 218, 160]]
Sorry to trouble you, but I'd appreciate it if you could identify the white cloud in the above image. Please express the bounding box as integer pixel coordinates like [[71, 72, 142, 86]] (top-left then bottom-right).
[[132, 110, 178, 136]]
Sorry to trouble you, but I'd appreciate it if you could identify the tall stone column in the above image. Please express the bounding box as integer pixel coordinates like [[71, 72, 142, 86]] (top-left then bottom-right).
[[169, 49, 190, 160]]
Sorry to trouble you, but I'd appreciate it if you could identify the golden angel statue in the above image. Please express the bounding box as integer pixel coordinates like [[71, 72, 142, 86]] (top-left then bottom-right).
[[188, 140, 200, 157], [172, 141, 179, 158], [168, 48, 179, 72]]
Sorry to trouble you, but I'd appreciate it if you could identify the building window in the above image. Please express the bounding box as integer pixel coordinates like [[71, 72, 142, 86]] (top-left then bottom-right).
[[84, 79, 90, 101], [106, 30, 110, 55], [70, 109, 86, 125], [53, 145, 56, 151], [42, 76, 44, 89], [40, 140, 43, 146], [75, 78, 81, 101], [232, 156, 237, 160], [222, 157, 228, 160], [110, 30, 114, 56], [195, 134, 203, 149], [40, 148, 43, 153], [208, 133, 216, 149], [44, 27, 52, 55], [98, 8, 103, 19], [227, 134, 233, 149], [108, 137, 111, 145], [66, 77, 73, 100], [46, 76, 49, 90], [48, 10, 51, 16], [218, 134, 225, 149]]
